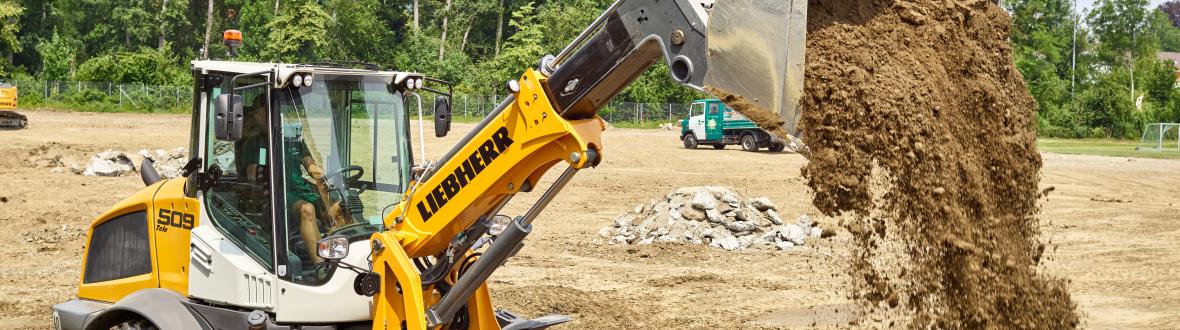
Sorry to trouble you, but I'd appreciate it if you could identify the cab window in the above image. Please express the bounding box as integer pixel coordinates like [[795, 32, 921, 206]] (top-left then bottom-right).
[[202, 75, 276, 271]]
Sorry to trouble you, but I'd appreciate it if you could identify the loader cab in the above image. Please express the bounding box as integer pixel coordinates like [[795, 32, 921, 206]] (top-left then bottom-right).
[[184, 60, 450, 322]]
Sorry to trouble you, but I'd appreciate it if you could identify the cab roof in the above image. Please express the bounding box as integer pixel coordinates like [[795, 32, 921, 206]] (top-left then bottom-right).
[[191, 60, 423, 88]]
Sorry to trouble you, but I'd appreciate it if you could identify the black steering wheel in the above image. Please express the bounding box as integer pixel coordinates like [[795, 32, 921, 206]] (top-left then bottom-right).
[[323, 165, 365, 187]]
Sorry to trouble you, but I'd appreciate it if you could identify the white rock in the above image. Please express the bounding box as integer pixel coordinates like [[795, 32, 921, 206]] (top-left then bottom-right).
[[795, 214, 815, 228], [751, 197, 777, 211], [609, 235, 628, 244], [776, 241, 796, 250], [705, 209, 724, 223], [692, 189, 718, 210], [765, 209, 784, 225], [637, 237, 654, 245], [634, 204, 644, 214], [780, 224, 807, 245], [810, 227, 824, 238], [723, 220, 758, 233], [598, 227, 613, 238]]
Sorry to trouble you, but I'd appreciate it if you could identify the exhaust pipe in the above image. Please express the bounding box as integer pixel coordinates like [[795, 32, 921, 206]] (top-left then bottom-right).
[[141, 159, 162, 186]]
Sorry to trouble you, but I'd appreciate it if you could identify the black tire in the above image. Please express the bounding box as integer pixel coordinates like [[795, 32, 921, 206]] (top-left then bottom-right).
[[683, 134, 699, 149], [113, 319, 159, 330], [769, 143, 785, 152], [740, 133, 759, 151], [19, 119, 26, 129], [712, 144, 725, 149]]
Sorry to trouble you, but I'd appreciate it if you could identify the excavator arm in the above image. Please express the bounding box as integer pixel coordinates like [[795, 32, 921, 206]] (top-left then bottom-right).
[[366, 0, 807, 328]]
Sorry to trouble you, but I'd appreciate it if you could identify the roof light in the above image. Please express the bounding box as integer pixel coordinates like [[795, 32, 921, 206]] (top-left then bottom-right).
[[415, 78, 424, 90], [223, 30, 243, 57], [291, 74, 303, 87], [303, 74, 313, 87]]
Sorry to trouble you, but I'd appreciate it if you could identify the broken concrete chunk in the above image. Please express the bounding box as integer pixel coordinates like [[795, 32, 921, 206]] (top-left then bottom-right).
[[692, 189, 719, 210], [751, 197, 777, 211]]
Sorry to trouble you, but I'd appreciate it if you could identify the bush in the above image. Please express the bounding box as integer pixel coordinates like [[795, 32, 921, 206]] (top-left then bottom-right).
[[62, 88, 108, 104]]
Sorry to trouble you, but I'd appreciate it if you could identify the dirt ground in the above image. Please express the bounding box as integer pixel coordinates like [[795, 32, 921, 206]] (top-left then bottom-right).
[[0, 109, 1177, 328]]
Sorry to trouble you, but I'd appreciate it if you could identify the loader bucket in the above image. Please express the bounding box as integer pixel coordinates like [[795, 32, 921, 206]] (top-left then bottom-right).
[[702, 0, 808, 145]]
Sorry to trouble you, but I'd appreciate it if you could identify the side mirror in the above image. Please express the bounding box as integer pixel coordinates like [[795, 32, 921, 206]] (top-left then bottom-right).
[[317, 235, 350, 261], [214, 94, 244, 141], [434, 96, 451, 137]]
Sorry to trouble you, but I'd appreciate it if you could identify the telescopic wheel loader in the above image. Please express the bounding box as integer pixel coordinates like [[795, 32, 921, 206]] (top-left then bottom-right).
[[53, 0, 807, 329]]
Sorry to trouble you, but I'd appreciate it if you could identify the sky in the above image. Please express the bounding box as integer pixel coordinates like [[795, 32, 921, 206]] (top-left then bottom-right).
[[1074, 0, 1171, 12]]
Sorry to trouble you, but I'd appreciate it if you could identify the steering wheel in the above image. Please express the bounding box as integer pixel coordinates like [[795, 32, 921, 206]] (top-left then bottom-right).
[[324, 165, 365, 186]]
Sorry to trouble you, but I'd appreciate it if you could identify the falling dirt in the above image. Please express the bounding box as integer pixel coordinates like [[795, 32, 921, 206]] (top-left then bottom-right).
[[797, 0, 1079, 328]]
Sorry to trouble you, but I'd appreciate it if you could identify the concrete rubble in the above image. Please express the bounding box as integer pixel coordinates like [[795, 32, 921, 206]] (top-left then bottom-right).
[[81, 147, 188, 178], [600, 186, 831, 251]]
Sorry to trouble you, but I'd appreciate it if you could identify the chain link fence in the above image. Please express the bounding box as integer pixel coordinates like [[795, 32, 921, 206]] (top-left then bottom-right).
[[10, 80, 697, 124], [444, 95, 693, 125], [12, 80, 192, 111]]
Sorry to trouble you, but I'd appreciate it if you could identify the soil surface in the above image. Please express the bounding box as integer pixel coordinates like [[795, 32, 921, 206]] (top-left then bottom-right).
[[797, 0, 1076, 328], [0, 110, 1178, 329]]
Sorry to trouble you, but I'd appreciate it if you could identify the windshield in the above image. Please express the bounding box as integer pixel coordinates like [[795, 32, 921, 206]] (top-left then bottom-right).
[[275, 74, 411, 285]]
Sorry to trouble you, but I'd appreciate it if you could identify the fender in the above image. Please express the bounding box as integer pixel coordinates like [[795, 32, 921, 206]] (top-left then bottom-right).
[[82, 289, 206, 330]]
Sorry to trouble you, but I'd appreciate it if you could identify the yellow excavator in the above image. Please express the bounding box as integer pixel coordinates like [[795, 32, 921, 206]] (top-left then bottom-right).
[[52, 0, 807, 329]]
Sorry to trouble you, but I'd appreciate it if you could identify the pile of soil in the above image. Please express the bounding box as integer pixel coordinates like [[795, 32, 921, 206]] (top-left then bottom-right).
[[794, 0, 1078, 328]]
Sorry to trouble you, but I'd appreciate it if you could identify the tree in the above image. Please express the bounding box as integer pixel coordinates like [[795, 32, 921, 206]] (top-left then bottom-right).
[[0, 0, 22, 64], [35, 32, 78, 80], [262, 2, 331, 62]]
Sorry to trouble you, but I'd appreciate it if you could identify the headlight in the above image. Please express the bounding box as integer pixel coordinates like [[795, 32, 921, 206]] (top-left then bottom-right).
[[303, 74, 313, 87], [291, 74, 303, 87], [316, 236, 349, 260]]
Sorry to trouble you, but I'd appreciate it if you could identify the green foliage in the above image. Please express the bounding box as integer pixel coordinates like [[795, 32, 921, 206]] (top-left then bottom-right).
[[0, 0, 22, 64], [75, 47, 189, 85], [35, 32, 79, 80], [262, 2, 332, 62]]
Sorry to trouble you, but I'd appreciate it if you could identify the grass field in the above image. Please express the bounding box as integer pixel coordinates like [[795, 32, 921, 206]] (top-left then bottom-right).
[[1038, 138, 1180, 160]]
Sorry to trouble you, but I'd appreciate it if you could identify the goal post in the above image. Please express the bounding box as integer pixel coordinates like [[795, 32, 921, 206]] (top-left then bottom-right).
[[1137, 123, 1180, 151]]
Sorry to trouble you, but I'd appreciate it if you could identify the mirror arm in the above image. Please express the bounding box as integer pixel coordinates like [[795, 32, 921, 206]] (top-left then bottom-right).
[[408, 92, 427, 163]]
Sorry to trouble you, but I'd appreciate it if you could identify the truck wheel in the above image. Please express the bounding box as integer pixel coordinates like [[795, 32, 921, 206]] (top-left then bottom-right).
[[740, 134, 759, 151], [683, 134, 699, 149], [769, 143, 785, 152], [712, 144, 725, 150], [19, 119, 26, 129]]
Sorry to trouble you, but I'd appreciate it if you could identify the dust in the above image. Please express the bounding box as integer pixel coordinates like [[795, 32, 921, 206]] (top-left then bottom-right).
[[797, 0, 1079, 328]]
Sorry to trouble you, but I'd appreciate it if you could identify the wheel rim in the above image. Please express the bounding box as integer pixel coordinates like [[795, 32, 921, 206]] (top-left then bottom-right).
[[743, 136, 755, 150], [685, 136, 697, 148]]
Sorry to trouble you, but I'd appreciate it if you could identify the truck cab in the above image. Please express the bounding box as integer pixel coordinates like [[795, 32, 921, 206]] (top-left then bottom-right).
[[679, 99, 785, 152]]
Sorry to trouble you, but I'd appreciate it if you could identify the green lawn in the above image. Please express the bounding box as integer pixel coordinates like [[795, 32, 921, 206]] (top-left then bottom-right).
[[1037, 138, 1180, 160]]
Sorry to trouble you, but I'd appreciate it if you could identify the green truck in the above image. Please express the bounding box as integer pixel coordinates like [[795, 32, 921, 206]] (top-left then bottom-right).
[[679, 99, 785, 152]]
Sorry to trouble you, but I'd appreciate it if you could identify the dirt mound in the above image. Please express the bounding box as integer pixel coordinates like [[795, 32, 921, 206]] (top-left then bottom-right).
[[797, 0, 1078, 328]]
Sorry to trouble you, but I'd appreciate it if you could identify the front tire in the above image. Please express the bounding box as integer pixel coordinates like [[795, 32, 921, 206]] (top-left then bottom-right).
[[740, 134, 759, 152], [683, 134, 699, 149]]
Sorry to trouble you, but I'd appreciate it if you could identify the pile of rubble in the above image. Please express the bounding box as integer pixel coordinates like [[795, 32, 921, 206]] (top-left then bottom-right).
[[658, 123, 677, 130], [599, 186, 833, 251], [82, 147, 188, 178]]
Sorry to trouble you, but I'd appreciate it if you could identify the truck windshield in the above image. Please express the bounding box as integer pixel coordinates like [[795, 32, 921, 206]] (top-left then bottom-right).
[[274, 74, 411, 285]]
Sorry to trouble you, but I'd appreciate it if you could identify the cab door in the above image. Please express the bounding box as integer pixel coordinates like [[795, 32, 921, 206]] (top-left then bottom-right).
[[688, 101, 707, 139], [705, 101, 724, 141]]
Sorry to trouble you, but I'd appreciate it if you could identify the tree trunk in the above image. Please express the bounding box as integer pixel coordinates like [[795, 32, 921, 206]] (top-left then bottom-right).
[[494, 0, 504, 55], [158, 0, 169, 49], [274, 0, 280, 15], [202, 0, 213, 59], [438, 0, 451, 61], [460, 23, 472, 53], [413, 0, 420, 32]]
